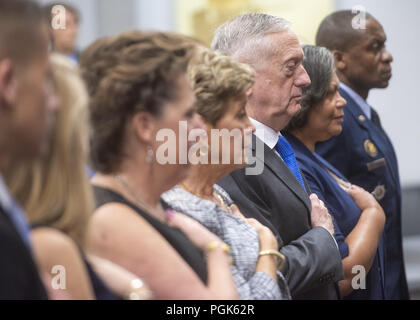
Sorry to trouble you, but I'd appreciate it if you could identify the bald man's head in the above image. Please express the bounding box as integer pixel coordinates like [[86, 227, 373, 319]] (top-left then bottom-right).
[[316, 10, 374, 52]]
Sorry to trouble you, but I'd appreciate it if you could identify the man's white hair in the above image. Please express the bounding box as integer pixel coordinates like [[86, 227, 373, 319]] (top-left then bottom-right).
[[211, 13, 291, 62]]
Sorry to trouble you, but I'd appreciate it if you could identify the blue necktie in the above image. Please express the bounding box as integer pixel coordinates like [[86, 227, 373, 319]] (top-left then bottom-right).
[[275, 136, 305, 189]]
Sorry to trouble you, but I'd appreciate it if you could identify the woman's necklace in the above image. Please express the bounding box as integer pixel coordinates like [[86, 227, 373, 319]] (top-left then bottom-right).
[[180, 183, 228, 213], [113, 175, 170, 223]]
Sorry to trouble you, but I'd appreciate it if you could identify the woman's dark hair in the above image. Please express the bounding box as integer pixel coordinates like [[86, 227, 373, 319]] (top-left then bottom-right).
[[284, 45, 335, 132], [79, 30, 197, 174]]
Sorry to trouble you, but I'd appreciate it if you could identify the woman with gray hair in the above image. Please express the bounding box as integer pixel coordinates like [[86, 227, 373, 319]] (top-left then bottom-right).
[[284, 45, 386, 299], [162, 47, 290, 300]]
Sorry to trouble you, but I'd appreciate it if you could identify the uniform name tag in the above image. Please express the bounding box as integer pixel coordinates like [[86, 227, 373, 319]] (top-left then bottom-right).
[[366, 157, 387, 171]]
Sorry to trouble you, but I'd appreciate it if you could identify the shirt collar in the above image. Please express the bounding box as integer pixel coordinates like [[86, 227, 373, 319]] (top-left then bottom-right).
[[0, 174, 12, 212], [340, 82, 371, 119], [250, 117, 281, 150]]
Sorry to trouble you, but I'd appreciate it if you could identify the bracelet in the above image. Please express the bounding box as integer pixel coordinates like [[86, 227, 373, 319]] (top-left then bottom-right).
[[206, 241, 231, 254], [258, 249, 286, 271], [126, 278, 144, 300], [126, 278, 154, 300], [205, 241, 234, 265]]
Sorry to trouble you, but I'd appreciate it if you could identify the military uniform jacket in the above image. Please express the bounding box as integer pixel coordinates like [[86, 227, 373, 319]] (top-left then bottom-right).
[[316, 87, 409, 299]]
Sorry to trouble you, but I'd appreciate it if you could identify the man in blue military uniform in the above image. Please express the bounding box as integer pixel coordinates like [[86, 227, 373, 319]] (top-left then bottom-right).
[[315, 10, 409, 299]]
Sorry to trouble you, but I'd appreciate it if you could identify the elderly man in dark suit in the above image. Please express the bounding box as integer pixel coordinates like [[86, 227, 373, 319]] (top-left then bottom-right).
[[0, 0, 58, 299], [315, 10, 409, 299], [212, 13, 344, 299]]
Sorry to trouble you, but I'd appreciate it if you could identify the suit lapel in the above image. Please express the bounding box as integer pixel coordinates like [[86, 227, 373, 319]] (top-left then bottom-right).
[[340, 89, 399, 186], [252, 135, 311, 213]]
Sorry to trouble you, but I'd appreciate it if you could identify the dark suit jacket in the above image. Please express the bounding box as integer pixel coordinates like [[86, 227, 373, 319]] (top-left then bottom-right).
[[0, 205, 47, 299], [218, 135, 343, 299], [316, 88, 409, 299]]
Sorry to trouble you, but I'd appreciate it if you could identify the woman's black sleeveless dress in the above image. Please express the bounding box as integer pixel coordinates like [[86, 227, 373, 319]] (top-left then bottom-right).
[[93, 186, 208, 284]]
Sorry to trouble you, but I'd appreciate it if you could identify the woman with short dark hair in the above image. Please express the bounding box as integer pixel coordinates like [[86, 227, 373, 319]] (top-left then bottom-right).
[[284, 45, 386, 299]]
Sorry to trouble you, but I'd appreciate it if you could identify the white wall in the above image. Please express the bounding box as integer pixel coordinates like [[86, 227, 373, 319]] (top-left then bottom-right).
[[38, 0, 420, 187], [336, 0, 420, 187], [37, 0, 100, 50], [38, 0, 174, 51], [134, 0, 175, 31]]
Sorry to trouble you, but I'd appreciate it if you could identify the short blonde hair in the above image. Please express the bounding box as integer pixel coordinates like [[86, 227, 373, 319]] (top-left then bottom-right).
[[189, 47, 255, 125], [5, 53, 93, 249]]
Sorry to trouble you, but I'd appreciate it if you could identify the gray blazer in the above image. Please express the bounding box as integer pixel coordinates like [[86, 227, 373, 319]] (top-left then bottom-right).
[[218, 135, 344, 299], [162, 185, 290, 300]]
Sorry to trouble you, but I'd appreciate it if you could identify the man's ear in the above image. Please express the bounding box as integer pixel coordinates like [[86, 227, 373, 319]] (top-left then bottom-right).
[[333, 50, 347, 71], [0, 59, 18, 108], [131, 111, 156, 144]]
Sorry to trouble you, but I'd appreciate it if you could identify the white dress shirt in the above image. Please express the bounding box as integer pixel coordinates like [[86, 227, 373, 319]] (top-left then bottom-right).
[[0, 174, 13, 213], [250, 117, 283, 160]]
